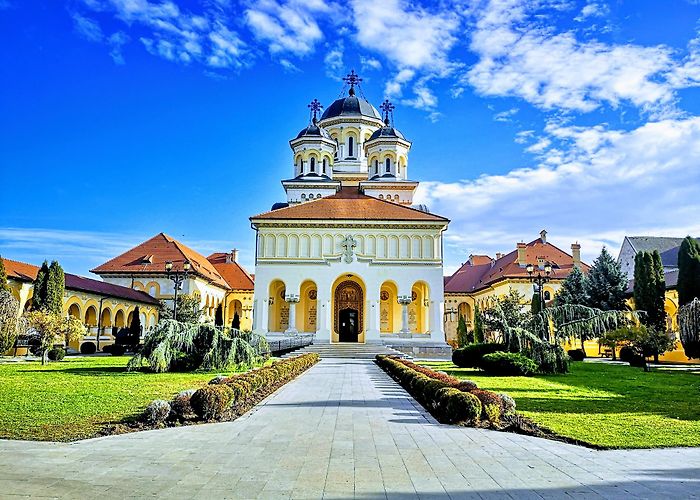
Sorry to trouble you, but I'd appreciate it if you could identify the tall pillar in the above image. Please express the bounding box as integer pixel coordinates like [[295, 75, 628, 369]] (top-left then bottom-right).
[[398, 296, 412, 338], [285, 295, 299, 335], [366, 299, 381, 342], [253, 297, 268, 334], [429, 300, 446, 343]]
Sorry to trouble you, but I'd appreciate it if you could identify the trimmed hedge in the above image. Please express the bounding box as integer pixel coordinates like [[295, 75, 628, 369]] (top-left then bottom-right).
[[479, 351, 538, 376], [376, 355, 511, 427], [452, 343, 504, 368], [156, 353, 320, 424]]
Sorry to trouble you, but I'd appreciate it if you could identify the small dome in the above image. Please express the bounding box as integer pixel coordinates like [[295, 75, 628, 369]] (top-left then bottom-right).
[[320, 94, 381, 121], [296, 121, 332, 140], [271, 202, 289, 211], [368, 125, 405, 141], [414, 204, 430, 213]]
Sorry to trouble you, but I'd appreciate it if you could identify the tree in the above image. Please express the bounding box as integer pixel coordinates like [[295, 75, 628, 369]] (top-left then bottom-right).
[[585, 247, 628, 311], [679, 298, 700, 359], [634, 251, 666, 332], [130, 306, 142, 341], [25, 310, 83, 364], [456, 314, 471, 347], [530, 292, 542, 316], [632, 326, 676, 363], [0, 290, 21, 353], [0, 256, 11, 293], [482, 289, 531, 341], [678, 236, 700, 306], [45, 261, 65, 315], [214, 304, 223, 327], [31, 261, 49, 311], [174, 294, 203, 324], [473, 304, 484, 343], [231, 311, 241, 330], [555, 266, 587, 307]]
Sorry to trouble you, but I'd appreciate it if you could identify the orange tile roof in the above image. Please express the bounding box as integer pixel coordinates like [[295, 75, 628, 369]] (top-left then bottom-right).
[[251, 187, 448, 222], [91, 233, 229, 289], [3, 258, 158, 304], [445, 238, 590, 293], [207, 253, 255, 291]]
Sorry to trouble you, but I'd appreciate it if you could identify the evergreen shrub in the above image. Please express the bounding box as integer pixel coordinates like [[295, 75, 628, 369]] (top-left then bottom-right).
[[143, 400, 171, 425], [454, 379, 478, 392], [619, 346, 635, 363], [479, 351, 538, 376], [47, 347, 65, 361], [170, 390, 196, 421], [567, 349, 586, 361], [80, 342, 96, 355], [191, 385, 235, 420], [452, 342, 504, 368], [110, 344, 126, 356]]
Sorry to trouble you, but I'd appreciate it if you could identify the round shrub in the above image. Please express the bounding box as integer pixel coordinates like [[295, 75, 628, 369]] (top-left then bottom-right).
[[498, 393, 516, 415], [619, 346, 635, 363], [143, 399, 171, 425], [80, 342, 97, 355], [102, 344, 113, 354], [191, 385, 235, 420], [208, 375, 227, 385], [436, 387, 482, 424], [479, 351, 538, 376], [110, 344, 126, 356], [629, 354, 647, 367], [471, 389, 504, 423], [567, 349, 586, 361], [170, 389, 196, 421], [454, 380, 478, 392], [452, 343, 504, 368], [47, 347, 65, 361]]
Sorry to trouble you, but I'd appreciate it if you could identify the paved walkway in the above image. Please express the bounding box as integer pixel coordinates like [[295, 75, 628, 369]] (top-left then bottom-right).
[[1, 359, 700, 499]]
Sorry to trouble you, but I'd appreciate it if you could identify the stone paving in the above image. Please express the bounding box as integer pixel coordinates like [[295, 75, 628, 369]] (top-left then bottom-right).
[[1, 358, 700, 499]]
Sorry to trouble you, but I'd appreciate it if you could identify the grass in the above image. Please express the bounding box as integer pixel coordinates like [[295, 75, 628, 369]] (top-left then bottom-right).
[[0, 356, 226, 442], [420, 360, 700, 449]]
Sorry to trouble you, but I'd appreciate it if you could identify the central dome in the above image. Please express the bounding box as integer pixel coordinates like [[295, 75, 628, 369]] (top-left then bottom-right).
[[320, 94, 382, 121]]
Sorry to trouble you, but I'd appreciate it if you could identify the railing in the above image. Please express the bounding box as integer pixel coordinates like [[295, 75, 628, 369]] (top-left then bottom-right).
[[266, 334, 315, 355]]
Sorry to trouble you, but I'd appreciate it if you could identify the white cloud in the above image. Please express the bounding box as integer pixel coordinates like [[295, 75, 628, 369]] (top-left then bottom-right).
[[72, 13, 103, 42], [416, 117, 700, 269], [493, 107, 519, 122], [360, 56, 382, 71], [324, 41, 344, 79]]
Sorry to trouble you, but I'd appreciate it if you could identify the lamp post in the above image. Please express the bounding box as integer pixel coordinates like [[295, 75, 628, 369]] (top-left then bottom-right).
[[526, 261, 552, 312], [165, 260, 191, 321]]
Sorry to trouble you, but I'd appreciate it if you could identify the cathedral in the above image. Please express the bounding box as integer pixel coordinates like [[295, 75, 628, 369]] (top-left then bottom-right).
[[250, 71, 450, 349]]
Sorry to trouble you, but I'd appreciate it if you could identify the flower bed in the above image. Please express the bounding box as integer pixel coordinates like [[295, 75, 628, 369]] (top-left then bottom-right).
[[103, 353, 319, 436], [376, 355, 515, 427]]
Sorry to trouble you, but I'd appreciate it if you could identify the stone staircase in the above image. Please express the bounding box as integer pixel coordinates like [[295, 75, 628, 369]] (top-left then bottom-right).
[[280, 342, 409, 359]]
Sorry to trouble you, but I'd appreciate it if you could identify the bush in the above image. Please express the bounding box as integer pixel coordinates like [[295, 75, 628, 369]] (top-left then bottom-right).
[[110, 344, 126, 356], [437, 388, 481, 424], [479, 351, 538, 376], [567, 349, 586, 361], [47, 347, 65, 361], [170, 389, 196, 421], [190, 385, 235, 420], [629, 354, 647, 368], [452, 343, 504, 368], [454, 380, 478, 392], [143, 399, 171, 425], [619, 345, 635, 362], [80, 342, 96, 355], [102, 344, 113, 354], [471, 389, 504, 423], [208, 375, 227, 385], [498, 393, 516, 414]]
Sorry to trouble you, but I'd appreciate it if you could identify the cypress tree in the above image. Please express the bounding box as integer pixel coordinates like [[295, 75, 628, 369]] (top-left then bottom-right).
[[555, 266, 587, 306], [473, 304, 484, 343], [214, 304, 223, 327], [633, 251, 650, 317], [231, 311, 241, 330], [32, 261, 50, 311], [456, 314, 470, 347], [585, 247, 628, 311], [130, 306, 142, 342], [650, 251, 667, 332], [678, 236, 700, 306], [0, 256, 10, 293], [531, 292, 542, 315], [45, 261, 65, 316]]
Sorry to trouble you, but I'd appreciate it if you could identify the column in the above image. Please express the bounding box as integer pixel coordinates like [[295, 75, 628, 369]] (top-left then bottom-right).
[[285, 295, 299, 335], [429, 300, 446, 343], [252, 297, 268, 335], [366, 299, 381, 342], [398, 296, 412, 338]]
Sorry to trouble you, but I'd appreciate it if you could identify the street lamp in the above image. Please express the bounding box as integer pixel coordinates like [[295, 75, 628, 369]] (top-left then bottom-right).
[[526, 261, 552, 312], [165, 260, 191, 321]]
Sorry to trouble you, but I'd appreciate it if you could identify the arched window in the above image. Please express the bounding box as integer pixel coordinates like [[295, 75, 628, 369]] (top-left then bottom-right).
[[544, 291, 551, 301], [374, 160, 378, 174], [310, 157, 315, 172], [348, 137, 354, 157], [301, 194, 306, 200], [322, 158, 327, 173], [379, 194, 384, 199], [385, 158, 391, 172], [316, 194, 321, 199]]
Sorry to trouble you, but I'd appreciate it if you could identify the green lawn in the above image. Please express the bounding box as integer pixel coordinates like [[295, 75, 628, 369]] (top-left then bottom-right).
[[420, 361, 700, 449], [0, 356, 220, 441]]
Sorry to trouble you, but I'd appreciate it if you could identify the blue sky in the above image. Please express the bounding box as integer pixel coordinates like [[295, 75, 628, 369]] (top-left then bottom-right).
[[2, 0, 700, 277]]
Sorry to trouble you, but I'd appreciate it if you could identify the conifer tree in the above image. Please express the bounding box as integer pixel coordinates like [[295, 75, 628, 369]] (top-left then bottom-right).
[[130, 306, 142, 340], [585, 247, 628, 311], [231, 311, 241, 330], [45, 261, 65, 316], [473, 304, 484, 343], [456, 314, 470, 347], [214, 304, 223, 327], [634, 251, 667, 332], [0, 256, 10, 293], [678, 236, 700, 306], [555, 266, 587, 306], [31, 261, 50, 311], [651, 251, 667, 331], [531, 292, 542, 315]]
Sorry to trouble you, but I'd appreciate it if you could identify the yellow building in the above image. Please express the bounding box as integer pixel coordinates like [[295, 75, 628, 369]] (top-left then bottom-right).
[[443, 230, 588, 346], [4, 258, 160, 353]]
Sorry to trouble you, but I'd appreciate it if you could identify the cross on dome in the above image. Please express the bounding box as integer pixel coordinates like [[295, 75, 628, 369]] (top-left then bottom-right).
[[342, 69, 362, 96], [308, 98, 323, 122], [380, 99, 395, 125]]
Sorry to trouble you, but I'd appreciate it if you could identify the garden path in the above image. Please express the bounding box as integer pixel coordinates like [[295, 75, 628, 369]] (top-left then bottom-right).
[[1, 358, 700, 498]]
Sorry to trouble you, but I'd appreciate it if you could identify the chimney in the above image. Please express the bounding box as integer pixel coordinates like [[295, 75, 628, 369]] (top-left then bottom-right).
[[517, 242, 527, 267], [226, 249, 239, 264], [496, 252, 504, 260], [571, 242, 581, 269], [540, 229, 547, 244], [468, 254, 475, 266]]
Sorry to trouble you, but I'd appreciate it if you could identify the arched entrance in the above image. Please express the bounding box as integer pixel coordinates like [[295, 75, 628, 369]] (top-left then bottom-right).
[[334, 280, 363, 343]]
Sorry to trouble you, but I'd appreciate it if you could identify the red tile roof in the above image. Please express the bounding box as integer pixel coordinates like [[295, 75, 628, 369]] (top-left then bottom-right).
[[207, 253, 255, 291], [91, 233, 229, 289], [251, 187, 448, 222], [3, 258, 158, 305], [445, 238, 590, 294]]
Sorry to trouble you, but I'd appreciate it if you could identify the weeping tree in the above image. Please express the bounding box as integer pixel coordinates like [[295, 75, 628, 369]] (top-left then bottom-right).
[[127, 320, 270, 373], [679, 298, 700, 359]]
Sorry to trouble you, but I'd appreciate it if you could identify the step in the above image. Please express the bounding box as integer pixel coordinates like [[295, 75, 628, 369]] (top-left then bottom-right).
[[280, 343, 410, 360]]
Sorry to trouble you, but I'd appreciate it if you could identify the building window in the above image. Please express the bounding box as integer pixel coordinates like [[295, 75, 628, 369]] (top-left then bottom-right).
[[385, 158, 390, 172], [322, 158, 327, 173], [374, 160, 378, 174], [379, 194, 384, 199], [544, 291, 551, 301], [310, 157, 315, 172], [301, 194, 306, 200], [348, 137, 354, 157], [316, 194, 321, 199]]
